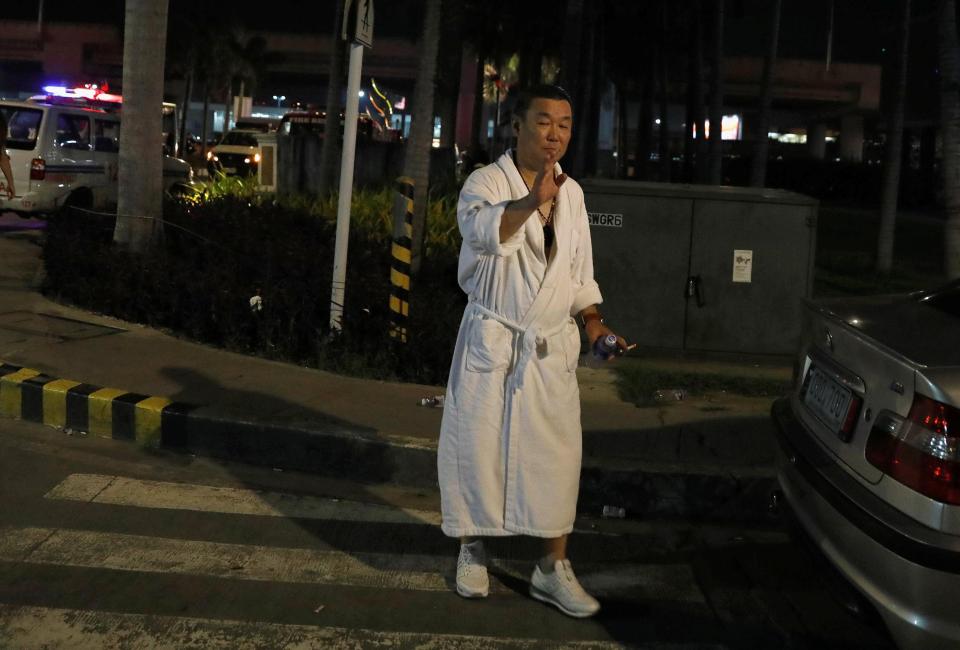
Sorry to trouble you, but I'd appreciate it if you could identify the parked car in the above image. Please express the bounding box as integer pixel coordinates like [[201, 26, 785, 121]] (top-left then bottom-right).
[[772, 280, 960, 649], [206, 129, 261, 177], [0, 99, 193, 217]]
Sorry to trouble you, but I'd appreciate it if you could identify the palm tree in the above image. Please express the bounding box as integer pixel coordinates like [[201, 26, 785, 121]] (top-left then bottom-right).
[[939, 0, 960, 278], [437, 0, 465, 148], [708, 0, 724, 184], [403, 0, 442, 277], [749, 0, 782, 188], [876, 0, 912, 274], [114, 0, 169, 252], [657, 0, 672, 183], [318, 0, 346, 198]]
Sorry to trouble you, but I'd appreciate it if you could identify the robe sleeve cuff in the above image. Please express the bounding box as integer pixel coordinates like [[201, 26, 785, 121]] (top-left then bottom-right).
[[461, 200, 526, 257], [571, 281, 603, 317]]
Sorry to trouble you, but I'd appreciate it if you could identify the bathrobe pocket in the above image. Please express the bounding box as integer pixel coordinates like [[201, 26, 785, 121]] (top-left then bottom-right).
[[562, 319, 582, 373], [465, 317, 512, 372]]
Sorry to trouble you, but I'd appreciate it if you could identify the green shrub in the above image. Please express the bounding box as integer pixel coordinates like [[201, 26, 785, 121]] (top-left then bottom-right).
[[42, 185, 466, 385]]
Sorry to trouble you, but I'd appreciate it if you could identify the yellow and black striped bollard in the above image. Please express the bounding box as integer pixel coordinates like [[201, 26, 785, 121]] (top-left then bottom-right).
[[389, 177, 414, 343]]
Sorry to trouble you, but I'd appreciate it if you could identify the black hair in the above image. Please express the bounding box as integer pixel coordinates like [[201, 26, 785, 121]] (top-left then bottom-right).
[[511, 84, 573, 123]]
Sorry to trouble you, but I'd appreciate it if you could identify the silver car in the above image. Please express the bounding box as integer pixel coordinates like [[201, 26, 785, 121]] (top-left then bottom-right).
[[772, 280, 960, 649]]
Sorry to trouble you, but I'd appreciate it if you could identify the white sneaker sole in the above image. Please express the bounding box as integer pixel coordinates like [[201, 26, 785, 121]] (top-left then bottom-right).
[[529, 585, 600, 618], [456, 583, 489, 599]]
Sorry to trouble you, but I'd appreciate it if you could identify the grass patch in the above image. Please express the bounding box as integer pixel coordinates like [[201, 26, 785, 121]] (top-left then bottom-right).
[[613, 363, 791, 408]]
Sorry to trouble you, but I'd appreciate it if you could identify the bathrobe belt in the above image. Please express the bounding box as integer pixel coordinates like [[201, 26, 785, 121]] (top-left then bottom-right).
[[466, 301, 568, 394]]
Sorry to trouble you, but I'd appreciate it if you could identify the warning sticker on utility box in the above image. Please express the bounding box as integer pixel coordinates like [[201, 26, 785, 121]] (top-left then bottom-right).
[[587, 213, 623, 227], [733, 249, 753, 283]]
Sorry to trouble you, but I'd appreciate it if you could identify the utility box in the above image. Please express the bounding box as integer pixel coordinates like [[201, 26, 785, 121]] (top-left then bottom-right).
[[257, 132, 278, 192], [580, 180, 818, 355]]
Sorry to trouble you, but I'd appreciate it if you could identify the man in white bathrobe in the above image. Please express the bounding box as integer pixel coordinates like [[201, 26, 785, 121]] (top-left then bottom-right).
[[437, 85, 628, 618]]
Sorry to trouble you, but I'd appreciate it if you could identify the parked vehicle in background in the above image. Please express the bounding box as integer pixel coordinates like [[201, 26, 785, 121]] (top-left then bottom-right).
[[772, 281, 960, 649], [234, 116, 278, 133], [277, 111, 377, 140], [0, 99, 192, 217], [206, 129, 261, 177]]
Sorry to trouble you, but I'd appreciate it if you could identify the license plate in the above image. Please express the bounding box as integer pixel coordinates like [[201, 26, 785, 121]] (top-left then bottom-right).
[[803, 366, 854, 437], [223, 167, 236, 174]]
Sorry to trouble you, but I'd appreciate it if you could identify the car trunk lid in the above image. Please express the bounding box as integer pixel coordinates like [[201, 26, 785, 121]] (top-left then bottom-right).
[[797, 300, 921, 484]]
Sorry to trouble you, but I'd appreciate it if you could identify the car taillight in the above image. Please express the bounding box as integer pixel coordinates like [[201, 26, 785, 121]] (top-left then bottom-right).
[[866, 395, 960, 505], [30, 158, 45, 180]]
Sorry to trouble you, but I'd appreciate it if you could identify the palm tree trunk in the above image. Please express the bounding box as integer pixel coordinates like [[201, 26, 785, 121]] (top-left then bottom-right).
[[201, 83, 210, 160], [404, 0, 442, 278], [876, 0, 912, 274], [571, 2, 599, 178], [940, 0, 960, 278], [178, 67, 193, 158], [708, 0, 724, 184], [437, 0, 464, 149], [749, 0, 782, 188], [223, 80, 233, 135], [318, 0, 346, 198], [657, 3, 672, 183], [636, 61, 654, 181], [616, 87, 628, 178], [114, 0, 169, 252], [693, 1, 707, 183], [468, 46, 485, 154]]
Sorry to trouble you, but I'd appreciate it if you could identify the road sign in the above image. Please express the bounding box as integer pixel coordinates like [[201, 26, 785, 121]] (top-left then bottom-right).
[[342, 0, 374, 48]]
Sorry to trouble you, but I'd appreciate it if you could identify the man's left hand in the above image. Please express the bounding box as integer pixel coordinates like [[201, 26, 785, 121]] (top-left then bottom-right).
[[584, 320, 630, 358]]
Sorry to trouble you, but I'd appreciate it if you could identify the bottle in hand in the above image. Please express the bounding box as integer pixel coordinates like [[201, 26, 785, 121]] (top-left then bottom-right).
[[592, 334, 620, 361]]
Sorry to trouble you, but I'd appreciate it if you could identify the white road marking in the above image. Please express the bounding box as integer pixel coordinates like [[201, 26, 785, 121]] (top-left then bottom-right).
[[0, 525, 454, 592], [0, 604, 658, 650], [0, 525, 704, 602], [44, 473, 443, 526]]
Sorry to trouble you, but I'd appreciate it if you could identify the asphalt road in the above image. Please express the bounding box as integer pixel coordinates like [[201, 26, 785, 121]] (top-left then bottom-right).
[[0, 417, 896, 649]]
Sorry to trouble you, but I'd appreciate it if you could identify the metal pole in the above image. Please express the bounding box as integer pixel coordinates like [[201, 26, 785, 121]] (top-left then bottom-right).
[[37, 0, 44, 35], [825, 0, 834, 73], [329, 41, 364, 332]]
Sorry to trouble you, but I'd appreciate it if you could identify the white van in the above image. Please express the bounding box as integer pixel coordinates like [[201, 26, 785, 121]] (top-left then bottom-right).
[[0, 99, 193, 217]]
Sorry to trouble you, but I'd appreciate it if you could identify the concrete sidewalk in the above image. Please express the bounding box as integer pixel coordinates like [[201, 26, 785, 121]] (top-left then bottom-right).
[[0, 225, 790, 522]]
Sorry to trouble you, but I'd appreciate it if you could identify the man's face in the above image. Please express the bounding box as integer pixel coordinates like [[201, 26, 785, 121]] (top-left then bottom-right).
[[514, 97, 573, 165]]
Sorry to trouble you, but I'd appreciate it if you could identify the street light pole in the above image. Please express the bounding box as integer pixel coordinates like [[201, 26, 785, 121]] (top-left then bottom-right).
[[329, 0, 373, 333], [329, 42, 364, 332]]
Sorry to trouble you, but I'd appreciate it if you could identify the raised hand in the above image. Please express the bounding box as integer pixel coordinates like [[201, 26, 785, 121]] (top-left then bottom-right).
[[527, 153, 567, 207]]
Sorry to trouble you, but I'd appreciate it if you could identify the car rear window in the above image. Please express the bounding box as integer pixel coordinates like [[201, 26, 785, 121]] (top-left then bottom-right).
[[1, 106, 43, 151], [222, 132, 259, 146], [919, 282, 960, 318]]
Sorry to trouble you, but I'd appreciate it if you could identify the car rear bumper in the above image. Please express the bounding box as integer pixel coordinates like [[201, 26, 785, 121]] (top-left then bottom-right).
[[772, 397, 960, 649], [0, 192, 55, 214]]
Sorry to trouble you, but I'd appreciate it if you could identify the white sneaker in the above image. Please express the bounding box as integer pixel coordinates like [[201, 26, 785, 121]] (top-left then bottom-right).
[[456, 540, 489, 598], [530, 559, 600, 618]]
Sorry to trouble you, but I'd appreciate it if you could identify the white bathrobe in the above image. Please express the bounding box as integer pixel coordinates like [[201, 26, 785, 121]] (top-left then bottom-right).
[[438, 150, 603, 538]]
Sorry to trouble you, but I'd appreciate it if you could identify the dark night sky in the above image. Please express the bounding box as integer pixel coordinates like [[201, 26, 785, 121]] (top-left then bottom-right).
[[0, 0, 424, 40], [1, 0, 944, 116], [1, 1, 936, 62]]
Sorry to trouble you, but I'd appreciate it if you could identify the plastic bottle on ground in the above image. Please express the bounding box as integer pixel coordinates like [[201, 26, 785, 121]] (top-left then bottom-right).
[[653, 388, 687, 402], [601, 505, 626, 519]]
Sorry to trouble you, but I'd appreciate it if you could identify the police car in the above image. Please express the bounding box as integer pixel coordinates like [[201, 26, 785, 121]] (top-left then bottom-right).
[[0, 88, 193, 217]]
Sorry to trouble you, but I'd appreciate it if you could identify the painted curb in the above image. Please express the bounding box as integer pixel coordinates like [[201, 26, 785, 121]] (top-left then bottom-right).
[[0, 360, 777, 523], [0, 361, 192, 447]]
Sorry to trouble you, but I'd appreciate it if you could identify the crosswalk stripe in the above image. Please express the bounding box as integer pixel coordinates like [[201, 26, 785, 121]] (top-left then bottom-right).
[[44, 473, 443, 526], [0, 525, 705, 602], [0, 525, 454, 592], [0, 604, 651, 649]]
